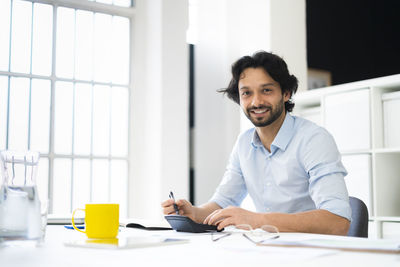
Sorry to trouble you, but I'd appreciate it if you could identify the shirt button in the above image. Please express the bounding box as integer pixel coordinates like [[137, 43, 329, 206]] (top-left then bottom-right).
[[266, 182, 271, 186], [266, 208, 270, 211]]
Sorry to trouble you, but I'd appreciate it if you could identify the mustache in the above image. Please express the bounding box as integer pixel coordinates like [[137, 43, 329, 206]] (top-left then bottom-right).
[[247, 105, 272, 112]]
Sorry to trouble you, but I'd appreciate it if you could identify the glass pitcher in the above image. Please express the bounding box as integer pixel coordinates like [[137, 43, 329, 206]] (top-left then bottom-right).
[[0, 150, 42, 242]]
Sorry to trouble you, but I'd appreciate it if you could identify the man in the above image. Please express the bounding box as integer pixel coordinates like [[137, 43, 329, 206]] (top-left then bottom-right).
[[162, 51, 351, 235]]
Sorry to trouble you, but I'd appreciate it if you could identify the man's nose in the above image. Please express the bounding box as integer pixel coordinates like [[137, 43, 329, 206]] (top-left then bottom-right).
[[251, 93, 263, 107]]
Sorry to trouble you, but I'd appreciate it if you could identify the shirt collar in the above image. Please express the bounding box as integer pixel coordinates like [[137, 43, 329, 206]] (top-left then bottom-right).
[[251, 129, 263, 148], [271, 112, 294, 152], [251, 113, 295, 152]]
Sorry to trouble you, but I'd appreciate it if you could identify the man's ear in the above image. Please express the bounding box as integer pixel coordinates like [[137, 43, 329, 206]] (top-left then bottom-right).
[[283, 91, 291, 102]]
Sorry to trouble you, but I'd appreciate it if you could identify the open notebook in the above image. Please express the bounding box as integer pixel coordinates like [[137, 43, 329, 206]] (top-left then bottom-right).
[[120, 218, 172, 231]]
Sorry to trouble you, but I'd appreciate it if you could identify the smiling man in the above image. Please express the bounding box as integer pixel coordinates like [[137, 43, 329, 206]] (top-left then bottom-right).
[[162, 51, 351, 235]]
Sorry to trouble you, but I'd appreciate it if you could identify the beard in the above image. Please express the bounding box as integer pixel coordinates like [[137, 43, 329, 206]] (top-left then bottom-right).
[[244, 99, 285, 127]]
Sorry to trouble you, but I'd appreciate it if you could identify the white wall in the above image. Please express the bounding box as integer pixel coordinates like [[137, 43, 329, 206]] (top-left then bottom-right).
[[270, 0, 307, 92], [194, 0, 307, 205], [129, 0, 189, 220], [128, 0, 307, 215], [193, 0, 240, 205]]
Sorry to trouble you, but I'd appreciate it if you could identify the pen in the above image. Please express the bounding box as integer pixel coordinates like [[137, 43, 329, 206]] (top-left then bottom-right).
[[64, 225, 85, 230], [169, 191, 179, 215]]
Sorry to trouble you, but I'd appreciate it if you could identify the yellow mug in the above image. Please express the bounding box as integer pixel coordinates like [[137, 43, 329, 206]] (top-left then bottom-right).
[[72, 203, 119, 239]]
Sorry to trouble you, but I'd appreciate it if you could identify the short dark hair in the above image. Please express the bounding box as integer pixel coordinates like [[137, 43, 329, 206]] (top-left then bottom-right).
[[218, 51, 298, 112]]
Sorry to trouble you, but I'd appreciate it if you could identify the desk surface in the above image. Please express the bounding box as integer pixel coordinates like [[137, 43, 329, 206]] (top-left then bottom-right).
[[1, 226, 400, 267]]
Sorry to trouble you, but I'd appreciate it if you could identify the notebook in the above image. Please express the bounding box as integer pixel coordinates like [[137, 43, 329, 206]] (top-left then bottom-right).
[[120, 218, 172, 231]]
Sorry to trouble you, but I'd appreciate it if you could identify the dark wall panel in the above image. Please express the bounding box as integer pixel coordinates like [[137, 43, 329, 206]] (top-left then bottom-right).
[[307, 0, 400, 85]]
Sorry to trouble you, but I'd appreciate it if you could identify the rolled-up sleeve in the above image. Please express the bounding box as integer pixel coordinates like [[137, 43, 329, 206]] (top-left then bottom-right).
[[209, 138, 247, 208], [301, 128, 352, 221]]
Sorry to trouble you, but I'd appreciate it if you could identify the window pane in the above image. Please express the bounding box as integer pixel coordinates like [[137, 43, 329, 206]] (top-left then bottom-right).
[[74, 83, 92, 155], [54, 81, 73, 154], [32, 3, 53, 76], [92, 85, 110, 156], [36, 157, 49, 203], [10, 0, 32, 73], [56, 7, 74, 78], [0, 0, 11, 71], [75, 10, 93, 81], [94, 13, 112, 82], [113, 0, 132, 7], [111, 86, 128, 156], [92, 159, 109, 203], [72, 159, 91, 210], [53, 158, 72, 214], [110, 160, 128, 218], [96, 0, 113, 5], [8, 77, 29, 150], [30, 79, 51, 153], [0, 77, 8, 149], [111, 16, 129, 84]]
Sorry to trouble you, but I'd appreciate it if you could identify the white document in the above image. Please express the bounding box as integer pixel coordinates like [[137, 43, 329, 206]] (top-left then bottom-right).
[[64, 236, 189, 249], [261, 236, 400, 253]]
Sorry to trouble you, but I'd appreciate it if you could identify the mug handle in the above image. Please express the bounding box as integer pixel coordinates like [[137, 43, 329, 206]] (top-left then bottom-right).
[[72, 208, 86, 234]]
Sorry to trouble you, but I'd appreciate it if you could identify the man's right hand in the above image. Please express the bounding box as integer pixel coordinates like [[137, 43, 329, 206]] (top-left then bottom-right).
[[161, 199, 196, 221]]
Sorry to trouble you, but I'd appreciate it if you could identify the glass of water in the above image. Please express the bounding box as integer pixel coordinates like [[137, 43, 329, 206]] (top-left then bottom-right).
[[0, 150, 42, 245]]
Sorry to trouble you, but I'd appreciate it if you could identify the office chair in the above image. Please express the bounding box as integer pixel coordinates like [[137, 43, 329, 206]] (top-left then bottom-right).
[[347, 196, 369, 238]]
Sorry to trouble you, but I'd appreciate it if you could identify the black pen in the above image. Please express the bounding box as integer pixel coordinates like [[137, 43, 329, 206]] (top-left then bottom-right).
[[169, 191, 179, 215]]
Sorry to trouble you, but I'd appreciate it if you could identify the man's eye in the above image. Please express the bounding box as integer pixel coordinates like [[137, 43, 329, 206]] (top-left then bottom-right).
[[263, 89, 272, 93], [242, 91, 250, 96]]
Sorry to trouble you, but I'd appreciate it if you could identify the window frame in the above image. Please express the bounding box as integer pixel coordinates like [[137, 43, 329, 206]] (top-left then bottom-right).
[[0, 0, 135, 216]]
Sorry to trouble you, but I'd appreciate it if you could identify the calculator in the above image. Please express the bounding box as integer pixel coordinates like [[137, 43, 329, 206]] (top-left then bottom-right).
[[164, 215, 223, 233]]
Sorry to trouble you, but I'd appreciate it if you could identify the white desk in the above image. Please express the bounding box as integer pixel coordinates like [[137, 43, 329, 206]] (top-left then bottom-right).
[[1, 225, 399, 267]]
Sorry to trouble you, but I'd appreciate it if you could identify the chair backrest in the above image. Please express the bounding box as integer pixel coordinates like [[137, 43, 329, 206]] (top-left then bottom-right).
[[348, 196, 369, 238]]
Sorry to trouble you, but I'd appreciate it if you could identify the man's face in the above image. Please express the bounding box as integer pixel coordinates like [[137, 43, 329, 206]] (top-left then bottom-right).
[[238, 67, 290, 127]]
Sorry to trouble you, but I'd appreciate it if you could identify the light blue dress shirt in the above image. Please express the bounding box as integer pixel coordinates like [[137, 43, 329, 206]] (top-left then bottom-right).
[[210, 113, 351, 221]]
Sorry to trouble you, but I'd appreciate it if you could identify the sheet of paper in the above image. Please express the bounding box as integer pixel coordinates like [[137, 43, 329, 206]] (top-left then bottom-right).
[[260, 233, 400, 253], [207, 234, 337, 264], [64, 236, 189, 249]]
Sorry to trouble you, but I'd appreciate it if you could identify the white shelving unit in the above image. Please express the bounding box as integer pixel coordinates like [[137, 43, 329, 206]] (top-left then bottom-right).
[[293, 74, 400, 239]]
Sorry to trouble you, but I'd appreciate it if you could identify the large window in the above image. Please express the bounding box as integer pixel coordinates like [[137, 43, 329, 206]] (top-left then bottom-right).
[[0, 0, 133, 218]]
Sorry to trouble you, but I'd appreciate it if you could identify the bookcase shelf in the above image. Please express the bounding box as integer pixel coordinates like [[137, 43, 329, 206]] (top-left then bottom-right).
[[293, 74, 400, 239]]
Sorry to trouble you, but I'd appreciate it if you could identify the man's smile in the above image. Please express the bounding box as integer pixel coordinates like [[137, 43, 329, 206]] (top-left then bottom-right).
[[249, 107, 271, 117], [251, 109, 268, 114]]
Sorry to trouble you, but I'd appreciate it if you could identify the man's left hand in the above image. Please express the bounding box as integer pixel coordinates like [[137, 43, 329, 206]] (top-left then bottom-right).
[[203, 206, 262, 230]]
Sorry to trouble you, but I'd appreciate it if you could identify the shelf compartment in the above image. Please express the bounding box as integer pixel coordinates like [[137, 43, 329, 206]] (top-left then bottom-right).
[[382, 222, 400, 240], [324, 88, 371, 151], [374, 153, 400, 217], [370, 86, 400, 149], [383, 91, 400, 148], [295, 106, 322, 126], [342, 154, 373, 216]]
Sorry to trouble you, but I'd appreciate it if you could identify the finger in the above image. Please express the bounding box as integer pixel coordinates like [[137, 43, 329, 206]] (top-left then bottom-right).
[[176, 199, 191, 208], [165, 208, 182, 215], [161, 199, 174, 207], [167, 210, 178, 215], [203, 209, 220, 224], [175, 199, 186, 205], [207, 209, 229, 225], [163, 206, 176, 215], [216, 217, 235, 230], [162, 207, 169, 215]]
